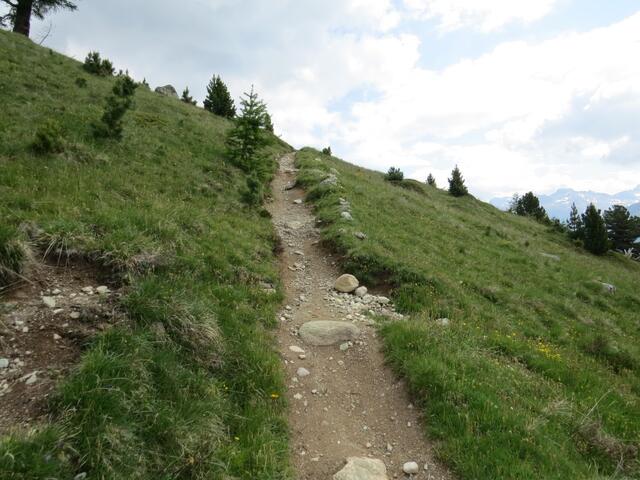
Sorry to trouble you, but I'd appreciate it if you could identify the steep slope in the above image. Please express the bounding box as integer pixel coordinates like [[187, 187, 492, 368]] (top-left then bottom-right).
[[0, 30, 291, 478], [296, 148, 640, 479]]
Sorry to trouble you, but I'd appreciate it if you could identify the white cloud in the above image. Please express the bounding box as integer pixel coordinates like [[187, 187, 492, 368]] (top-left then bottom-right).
[[403, 0, 559, 31], [331, 12, 640, 198]]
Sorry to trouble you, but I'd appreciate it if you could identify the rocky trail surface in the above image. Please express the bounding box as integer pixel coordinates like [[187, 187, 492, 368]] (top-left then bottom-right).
[[268, 153, 452, 480]]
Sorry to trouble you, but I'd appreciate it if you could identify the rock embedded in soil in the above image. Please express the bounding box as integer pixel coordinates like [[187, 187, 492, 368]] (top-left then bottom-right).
[[403, 462, 420, 475], [299, 321, 360, 346], [296, 367, 311, 378], [334, 457, 389, 480], [289, 346, 305, 354], [42, 296, 57, 308], [335, 274, 359, 293], [96, 286, 110, 294], [0, 359, 9, 369]]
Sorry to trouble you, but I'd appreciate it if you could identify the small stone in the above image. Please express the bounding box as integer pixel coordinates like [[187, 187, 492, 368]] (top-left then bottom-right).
[[293, 199, 303, 205], [24, 372, 38, 385], [355, 286, 368, 297], [53, 308, 64, 315], [289, 346, 305, 354], [22, 327, 29, 333], [403, 462, 420, 475], [74, 473, 88, 480], [436, 318, 450, 326], [81, 286, 94, 294], [52, 288, 62, 295], [299, 354, 306, 360], [339, 343, 349, 352], [355, 231, 367, 240], [376, 296, 390, 305], [386, 443, 393, 452], [297, 367, 311, 378], [0, 359, 9, 369], [341, 211, 353, 221], [42, 296, 56, 308], [96, 286, 110, 294], [333, 457, 388, 480], [53, 333, 62, 341], [293, 393, 303, 400], [70, 312, 81, 320]]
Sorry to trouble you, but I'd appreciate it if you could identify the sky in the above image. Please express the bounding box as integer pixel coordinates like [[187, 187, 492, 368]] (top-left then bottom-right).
[[5, 0, 640, 200]]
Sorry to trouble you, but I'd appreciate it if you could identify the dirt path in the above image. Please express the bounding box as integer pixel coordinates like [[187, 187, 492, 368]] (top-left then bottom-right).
[[268, 153, 452, 480]]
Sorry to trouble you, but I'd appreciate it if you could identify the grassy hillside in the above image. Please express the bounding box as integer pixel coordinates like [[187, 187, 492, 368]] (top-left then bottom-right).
[[296, 148, 640, 479], [0, 30, 291, 479]]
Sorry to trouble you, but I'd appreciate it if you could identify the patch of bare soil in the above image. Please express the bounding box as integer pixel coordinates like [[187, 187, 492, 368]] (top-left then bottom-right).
[[268, 153, 453, 480], [0, 257, 123, 433]]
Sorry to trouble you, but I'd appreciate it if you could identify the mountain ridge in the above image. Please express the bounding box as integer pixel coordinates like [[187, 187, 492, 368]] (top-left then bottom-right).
[[491, 185, 640, 219]]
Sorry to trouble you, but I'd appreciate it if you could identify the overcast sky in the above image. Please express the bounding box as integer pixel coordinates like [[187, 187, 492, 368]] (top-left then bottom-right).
[[7, 0, 640, 199]]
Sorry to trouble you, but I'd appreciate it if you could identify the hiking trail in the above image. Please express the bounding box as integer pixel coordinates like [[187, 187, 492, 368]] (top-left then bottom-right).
[[268, 152, 452, 480]]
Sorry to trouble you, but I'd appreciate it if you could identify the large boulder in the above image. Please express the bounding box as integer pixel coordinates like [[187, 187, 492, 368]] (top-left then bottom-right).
[[154, 85, 178, 98], [299, 321, 360, 346], [334, 457, 388, 480], [335, 274, 359, 293]]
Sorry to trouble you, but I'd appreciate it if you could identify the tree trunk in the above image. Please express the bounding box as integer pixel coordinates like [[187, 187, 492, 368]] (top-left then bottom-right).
[[12, 0, 34, 37]]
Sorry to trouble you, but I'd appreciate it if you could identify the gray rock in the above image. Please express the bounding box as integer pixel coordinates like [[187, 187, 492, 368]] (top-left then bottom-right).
[[70, 311, 81, 320], [320, 174, 338, 187], [355, 286, 368, 297], [293, 199, 303, 205], [334, 457, 388, 480], [24, 372, 38, 385], [74, 473, 88, 480], [541, 253, 560, 261], [0, 358, 9, 369], [600, 282, 616, 294], [335, 274, 359, 293], [436, 318, 450, 326], [355, 231, 367, 240], [341, 211, 353, 221], [339, 342, 350, 351], [296, 367, 311, 378], [289, 346, 305, 354], [299, 321, 360, 346], [96, 285, 110, 294], [42, 296, 56, 308], [154, 85, 178, 97], [402, 462, 420, 475]]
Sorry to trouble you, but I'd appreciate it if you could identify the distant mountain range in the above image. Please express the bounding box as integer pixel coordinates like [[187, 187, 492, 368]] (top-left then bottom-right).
[[491, 185, 640, 221]]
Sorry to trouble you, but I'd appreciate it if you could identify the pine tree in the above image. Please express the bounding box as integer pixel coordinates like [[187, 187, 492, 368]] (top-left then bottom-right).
[[567, 202, 583, 240], [426, 173, 436, 187], [385, 167, 404, 182], [203, 75, 236, 118], [93, 74, 138, 139], [181, 87, 197, 106], [1, 0, 77, 37], [513, 192, 548, 222], [263, 112, 274, 132], [226, 86, 268, 173], [582, 204, 609, 255], [448, 165, 468, 197], [603, 205, 636, 251]]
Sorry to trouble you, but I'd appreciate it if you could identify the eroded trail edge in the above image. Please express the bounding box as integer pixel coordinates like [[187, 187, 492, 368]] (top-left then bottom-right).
[[268, 153, 452, 480]]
